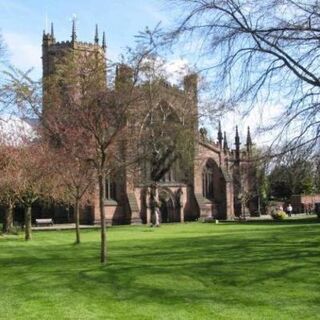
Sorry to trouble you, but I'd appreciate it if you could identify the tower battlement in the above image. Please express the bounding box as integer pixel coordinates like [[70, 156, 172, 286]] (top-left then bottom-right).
[[42, 22, 106, 78], [43, 39, 104, 51]]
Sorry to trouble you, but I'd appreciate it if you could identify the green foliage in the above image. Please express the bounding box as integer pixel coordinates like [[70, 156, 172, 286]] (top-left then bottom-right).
[[254, 158, 270, 211], [269, 158, 315, 199], [271, 210, 287, 220], [1, 222, 320, 319]]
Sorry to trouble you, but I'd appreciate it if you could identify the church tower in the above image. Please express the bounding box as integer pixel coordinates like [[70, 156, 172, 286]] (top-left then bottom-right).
[[42, 21, 106, 82]]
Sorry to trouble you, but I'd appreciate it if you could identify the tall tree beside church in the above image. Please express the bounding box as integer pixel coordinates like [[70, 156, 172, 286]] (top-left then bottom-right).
[[128, 53, 197, 177], [43, 45, 135, 263], [120, 52, 198, 223]]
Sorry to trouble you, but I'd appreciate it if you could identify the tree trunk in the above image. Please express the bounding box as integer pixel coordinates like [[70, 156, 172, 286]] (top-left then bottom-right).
[[25, 206, 32, 241], [75, 198, 80, 244], [98, 171, 107, 264], [3, 203, 14, 234]]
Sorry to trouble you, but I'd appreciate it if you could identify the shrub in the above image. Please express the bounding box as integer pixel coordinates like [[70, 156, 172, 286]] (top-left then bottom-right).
[[271, 210, 287, 220], [204, 217, 219, 223]]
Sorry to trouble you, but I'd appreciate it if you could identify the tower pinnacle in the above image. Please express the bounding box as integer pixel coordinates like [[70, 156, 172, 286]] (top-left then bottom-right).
[[217, 121, 223, 146], [51, 22, 54, 38], [102, 31, 106, 51], [71, 18, 77, 43], [223, 131, 228, 151], [94, 24, 99, 44], [246, 126, 253, 154], [50, 22, 55, 44], [235, 125, 241, 163], [235, 126, 240, 146]]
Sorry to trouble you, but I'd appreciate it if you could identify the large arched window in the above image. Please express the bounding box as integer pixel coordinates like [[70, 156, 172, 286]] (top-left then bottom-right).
[[202, 162, 214, 199]]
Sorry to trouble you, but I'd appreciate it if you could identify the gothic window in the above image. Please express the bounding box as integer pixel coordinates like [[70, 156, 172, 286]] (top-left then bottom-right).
[[202, 164, 214, 199], [105, 178, 116, 200], [140, 101, 181, 183]]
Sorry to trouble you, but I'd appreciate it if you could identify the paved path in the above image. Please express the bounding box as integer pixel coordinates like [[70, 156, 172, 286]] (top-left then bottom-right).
[[245, 213, 317, 221], [32, 214, 318, 230], [32, 224, 100, 231]]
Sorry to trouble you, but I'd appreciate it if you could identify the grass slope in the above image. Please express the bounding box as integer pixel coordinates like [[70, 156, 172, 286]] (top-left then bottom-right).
[[0, 220, 320, 320]]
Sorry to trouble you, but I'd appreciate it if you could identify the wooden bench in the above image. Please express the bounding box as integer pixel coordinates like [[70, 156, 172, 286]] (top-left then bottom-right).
[[35, 218, 54, 227]]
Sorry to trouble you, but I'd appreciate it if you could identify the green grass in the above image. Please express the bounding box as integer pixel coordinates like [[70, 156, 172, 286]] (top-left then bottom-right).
[[1, 220, 320, 320]]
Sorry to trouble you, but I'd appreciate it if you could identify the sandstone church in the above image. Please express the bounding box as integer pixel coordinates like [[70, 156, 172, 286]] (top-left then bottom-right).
[[42, 22, 258, 225]]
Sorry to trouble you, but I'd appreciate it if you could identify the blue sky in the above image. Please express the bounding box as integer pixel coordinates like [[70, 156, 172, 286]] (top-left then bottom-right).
[[0, 0, 276, 144], [0, 0, 174, 78]]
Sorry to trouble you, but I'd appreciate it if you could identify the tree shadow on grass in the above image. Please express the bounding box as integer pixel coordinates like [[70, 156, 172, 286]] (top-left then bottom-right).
[[1, 224, 320, 313]]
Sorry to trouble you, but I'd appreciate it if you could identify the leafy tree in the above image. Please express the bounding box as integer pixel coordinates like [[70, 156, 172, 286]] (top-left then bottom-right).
[[135, 58, 197, 184], [313, 156, 320, 193], [0, 140, 52, 240], [256, 160, 270, 213], [14, 143, 52, 241], [0, 145, 18, 233], [46, 145, 95, 244], [119, 53, 198, 225], [268, 154, 314, 198]]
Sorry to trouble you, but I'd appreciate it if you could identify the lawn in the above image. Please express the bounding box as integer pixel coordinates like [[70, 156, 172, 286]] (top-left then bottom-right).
[[0, 220, 320, 320]]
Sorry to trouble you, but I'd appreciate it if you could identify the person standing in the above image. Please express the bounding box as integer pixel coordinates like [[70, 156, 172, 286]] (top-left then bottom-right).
[[150, 185, 161, 227], [286, 204, 293, 217], [155, 206, 160, 227], [154, 189, 161, 227]]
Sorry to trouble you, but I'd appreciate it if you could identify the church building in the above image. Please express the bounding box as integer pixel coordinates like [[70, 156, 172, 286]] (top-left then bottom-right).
[[42, 22, 258, 225]]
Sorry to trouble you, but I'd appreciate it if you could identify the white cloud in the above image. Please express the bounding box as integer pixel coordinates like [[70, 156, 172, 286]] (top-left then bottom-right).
[[3, 32, 41, 77], [0, 116, 36, 146], [137, 56, 190, 86], [163, 58, 189, 84], [212, 102, 285, 147]]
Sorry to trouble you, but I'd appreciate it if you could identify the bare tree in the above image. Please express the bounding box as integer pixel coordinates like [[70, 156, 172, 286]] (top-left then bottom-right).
[[48, 146, 95, 244], [163, 0, 320, 153]]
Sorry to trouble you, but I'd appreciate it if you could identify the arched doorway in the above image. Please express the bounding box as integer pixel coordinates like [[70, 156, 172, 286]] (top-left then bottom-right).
[[158, 188, 178, 223], [201, 158, 227, 219], [202, 161, 215, 199]]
